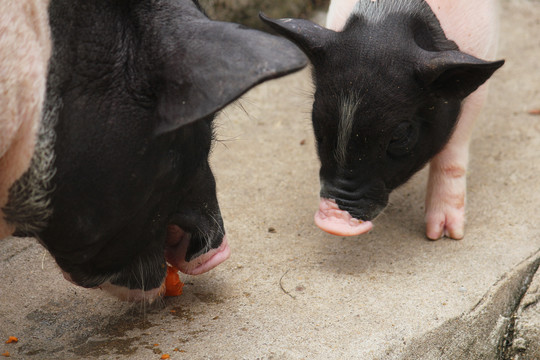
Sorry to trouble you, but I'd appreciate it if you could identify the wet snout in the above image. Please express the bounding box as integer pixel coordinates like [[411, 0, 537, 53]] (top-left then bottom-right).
[[165, 224, 230, 275], [165, 210, 230, 276], [315, 198, 373, 236], [315, 178, 388, 236]]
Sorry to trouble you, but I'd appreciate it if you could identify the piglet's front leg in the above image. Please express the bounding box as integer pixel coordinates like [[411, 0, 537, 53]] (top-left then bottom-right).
[[425, 150, 467, 240], [425, 85, 489, 240]]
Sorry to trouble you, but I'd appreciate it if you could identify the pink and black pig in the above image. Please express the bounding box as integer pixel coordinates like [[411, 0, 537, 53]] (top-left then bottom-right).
[[2, 0, 307, 301], [260, 0, 504, 240]]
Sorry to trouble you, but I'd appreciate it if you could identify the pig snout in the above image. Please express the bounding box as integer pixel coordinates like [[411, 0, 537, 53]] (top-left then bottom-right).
[[315, 178, 385, 236], [315, 198, 373, 237], [165, 225, 230, 276]]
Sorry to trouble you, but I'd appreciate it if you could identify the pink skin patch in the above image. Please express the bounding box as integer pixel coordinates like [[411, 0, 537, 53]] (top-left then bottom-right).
[[314, 198, 373, 236], [165, 225, 231, 276]]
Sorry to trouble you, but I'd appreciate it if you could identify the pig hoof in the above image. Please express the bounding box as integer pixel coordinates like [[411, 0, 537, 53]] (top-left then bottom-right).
[[426, 162, 467, 240], [425, 206, 465, 240]]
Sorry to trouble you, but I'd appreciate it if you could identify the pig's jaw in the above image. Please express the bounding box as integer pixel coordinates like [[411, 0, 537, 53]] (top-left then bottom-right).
[[98, 232, 232, 301], [62, 270, 164, 302], [314, 198, 373, 236], [99, 282, 164, 302], [164, 224, 230, 276], [61, 224, 230, 302]]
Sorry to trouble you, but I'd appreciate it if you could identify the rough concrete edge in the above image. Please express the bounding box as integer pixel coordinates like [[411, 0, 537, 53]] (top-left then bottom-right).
[[379, 249, 540, 360], [503, 255, 540, 360]]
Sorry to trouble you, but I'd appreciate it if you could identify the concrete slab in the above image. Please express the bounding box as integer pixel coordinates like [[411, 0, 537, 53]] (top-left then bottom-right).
[[504, 255, 540, 360], [1, 0, 539, 359]]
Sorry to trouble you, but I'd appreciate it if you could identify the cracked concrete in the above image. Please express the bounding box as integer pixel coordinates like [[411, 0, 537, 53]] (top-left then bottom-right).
[[387, 252, 540, 360], [1, 0, 539, 359], [504, 257, 540, 360]]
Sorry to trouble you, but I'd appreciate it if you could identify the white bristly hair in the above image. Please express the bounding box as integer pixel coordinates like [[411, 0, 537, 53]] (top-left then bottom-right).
[[2, 89, 59, 235], [348, 0, 431, 25], [335, 92, 363, 167]]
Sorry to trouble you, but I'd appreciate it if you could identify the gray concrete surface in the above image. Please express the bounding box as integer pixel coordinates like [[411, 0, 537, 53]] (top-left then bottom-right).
[[1, 0, 539, 359], [198, 0, 328, 30]]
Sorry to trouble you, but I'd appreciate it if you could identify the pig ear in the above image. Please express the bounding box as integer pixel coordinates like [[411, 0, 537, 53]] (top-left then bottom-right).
[[418, 50, 505, 98], [155, 20, 308, 135], [259, 13, 334, 58]]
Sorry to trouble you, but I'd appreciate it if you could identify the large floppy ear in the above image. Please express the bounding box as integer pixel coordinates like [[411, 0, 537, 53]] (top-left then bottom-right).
[[417, 50, 504, 99], [153, 9, 308, 135], [259, 13, 334, 59]]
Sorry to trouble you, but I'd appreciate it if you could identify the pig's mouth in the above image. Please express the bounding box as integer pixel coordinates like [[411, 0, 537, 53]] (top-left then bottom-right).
[[164, 224, 230, 275], [53, 213, 230, 302], [61, 223, 230, 302], [314, 198, 373, 236]]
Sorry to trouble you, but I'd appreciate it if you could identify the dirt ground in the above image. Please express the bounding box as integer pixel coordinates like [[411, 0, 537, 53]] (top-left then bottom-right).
[[1, 0, 539, 359]]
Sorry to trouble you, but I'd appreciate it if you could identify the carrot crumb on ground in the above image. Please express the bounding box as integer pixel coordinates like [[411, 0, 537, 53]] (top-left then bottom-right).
[[2, 352, 10, 357], [161, 354, 170, 359], [5, 337, 18, 344]]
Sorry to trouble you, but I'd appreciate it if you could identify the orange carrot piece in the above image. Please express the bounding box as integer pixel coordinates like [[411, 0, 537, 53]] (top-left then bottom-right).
[[164, 265, 184, 297], [5, 337, 17, 344]]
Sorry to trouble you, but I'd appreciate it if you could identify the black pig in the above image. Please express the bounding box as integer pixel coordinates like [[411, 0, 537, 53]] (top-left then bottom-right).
[[3, 0, 307, 301], [260, 0, 504, 238]]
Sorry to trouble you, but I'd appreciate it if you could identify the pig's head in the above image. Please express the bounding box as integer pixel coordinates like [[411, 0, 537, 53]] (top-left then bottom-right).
[[260, 2, 503, 236], [2, 0, 306, 301]]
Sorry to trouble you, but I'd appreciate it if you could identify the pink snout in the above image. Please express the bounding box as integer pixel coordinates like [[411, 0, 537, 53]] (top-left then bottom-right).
[[314, 198, 373, 236], [165, 225, 231, 276]]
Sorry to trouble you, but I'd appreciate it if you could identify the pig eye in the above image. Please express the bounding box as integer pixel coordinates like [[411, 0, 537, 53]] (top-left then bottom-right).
[[387, 122, 419, 157]]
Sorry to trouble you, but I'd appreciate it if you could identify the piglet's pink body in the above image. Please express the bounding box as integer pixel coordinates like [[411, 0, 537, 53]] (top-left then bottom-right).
[[0, 0, 51, 238]]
